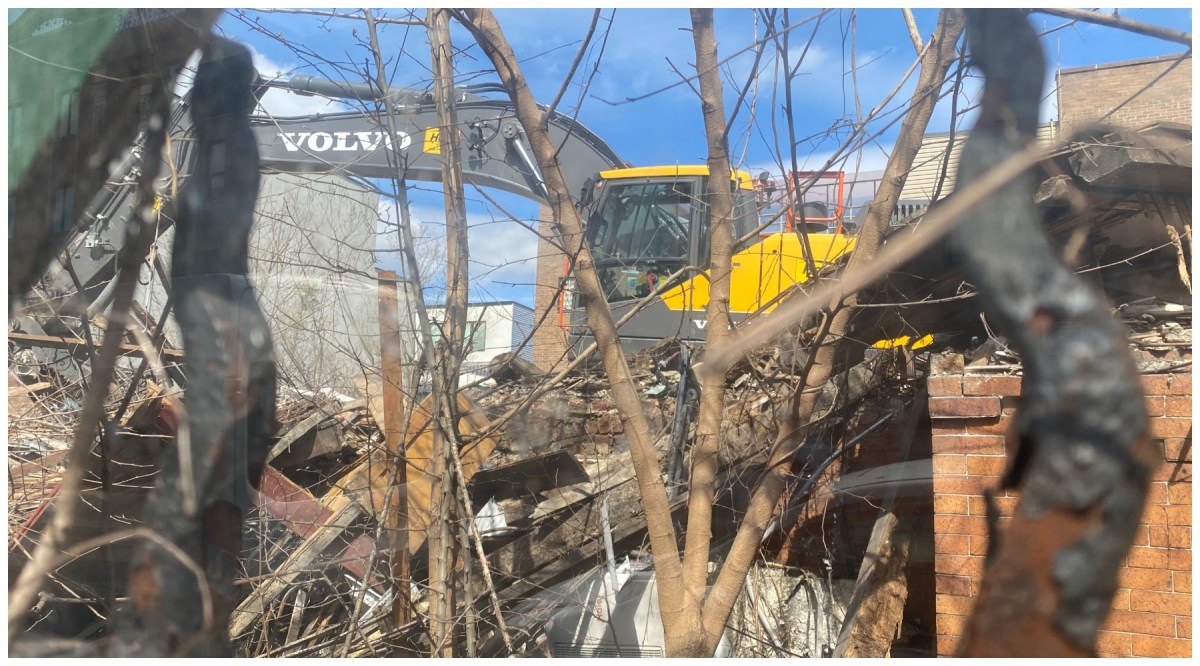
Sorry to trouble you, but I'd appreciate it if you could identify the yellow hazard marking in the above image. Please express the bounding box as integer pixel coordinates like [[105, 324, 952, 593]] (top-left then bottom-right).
[[423, 128, 441, 154], [153, 196, 164, 211], [870, 334, 934, 350]]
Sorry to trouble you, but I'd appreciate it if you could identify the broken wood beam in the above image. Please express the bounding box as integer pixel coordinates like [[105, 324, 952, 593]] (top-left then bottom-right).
[[7, 331, 184, 360], [377, 269, 411, 626]]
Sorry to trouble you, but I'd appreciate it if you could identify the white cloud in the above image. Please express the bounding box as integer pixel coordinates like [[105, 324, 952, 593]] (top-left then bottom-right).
[[375, 197, 540, 302]]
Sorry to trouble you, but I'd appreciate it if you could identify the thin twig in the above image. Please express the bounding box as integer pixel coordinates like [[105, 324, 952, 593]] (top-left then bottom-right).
[[546, 10, 601, 119], [1034, 8, 1191, 46]]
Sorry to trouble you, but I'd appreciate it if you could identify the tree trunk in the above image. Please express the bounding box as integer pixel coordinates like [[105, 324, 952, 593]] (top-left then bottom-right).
[[457, 7, 692, 652], [427, 8, 469, 656], [682, 8, 735, 657], [700, 7, 966, 645]]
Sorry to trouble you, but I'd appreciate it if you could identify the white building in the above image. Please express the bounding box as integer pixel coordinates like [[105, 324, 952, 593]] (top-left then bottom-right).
[[427, 301, 535, 382]]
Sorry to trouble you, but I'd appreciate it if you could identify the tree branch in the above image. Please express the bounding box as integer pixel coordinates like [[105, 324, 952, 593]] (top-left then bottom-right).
[[1034, 8, 1191, 46]]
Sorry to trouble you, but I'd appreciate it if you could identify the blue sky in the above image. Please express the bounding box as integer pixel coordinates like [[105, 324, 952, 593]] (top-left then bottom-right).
[[212, 8, 1192, 307]]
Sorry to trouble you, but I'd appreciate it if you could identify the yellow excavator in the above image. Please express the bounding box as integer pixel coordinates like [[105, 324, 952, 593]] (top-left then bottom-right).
[[31, 70, 864, 357]]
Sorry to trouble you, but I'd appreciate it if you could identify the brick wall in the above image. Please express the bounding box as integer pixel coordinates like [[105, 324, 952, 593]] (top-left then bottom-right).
[[929, 369, 1192, 657], [775, 387, 938, 654], [531, 205, 571, 371], [1057, 54, 1192, 134]]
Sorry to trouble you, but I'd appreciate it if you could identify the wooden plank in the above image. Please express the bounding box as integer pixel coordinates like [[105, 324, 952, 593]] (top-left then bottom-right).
[[8, 331, 184, 360], [377, 270, 410, 626], [8, 382, 52, 397]]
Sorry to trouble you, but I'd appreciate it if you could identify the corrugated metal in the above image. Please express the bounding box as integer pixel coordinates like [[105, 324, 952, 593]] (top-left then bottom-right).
[[509, 302, 536, 360], [899, 124, 1056, 202]]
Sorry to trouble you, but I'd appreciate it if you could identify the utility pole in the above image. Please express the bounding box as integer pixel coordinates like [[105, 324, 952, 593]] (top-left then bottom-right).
[[428, 7, 470, 657]]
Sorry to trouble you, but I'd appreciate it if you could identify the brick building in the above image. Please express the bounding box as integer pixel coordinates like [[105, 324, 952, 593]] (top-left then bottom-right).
[[1057, 53, 1192, 134], [928, 368, 1191, 657], [926, 53, 1192, 657], [531, 206, 573, 371]]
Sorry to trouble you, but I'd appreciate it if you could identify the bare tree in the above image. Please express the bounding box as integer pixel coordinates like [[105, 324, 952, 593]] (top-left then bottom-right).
[[458, 7, 965, 657]]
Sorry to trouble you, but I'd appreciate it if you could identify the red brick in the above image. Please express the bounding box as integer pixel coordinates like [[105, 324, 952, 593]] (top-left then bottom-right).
[[932, 434, 1007, 456], [1130, 590, 1192, 615], [930, 396, 1002, 419], [932, 454, 968, 476], [969, 535, 991, 557], [1151, 417, 1193, 439], [931, 422, 966, 436], [935, 475, 992, 495], [967, 416, 1013, 436], [1167, 481, 1191, 505], [967, 495, 986, 516], [1142, 395, 1166, 417], [1170, 526, 1191, 548], [936, 635, 960, 656], [936, 554, 985, 577], [1154, 461, 1190, 482], [1145, 481, 1168, 505], [1164, 438, 1191, 463], [936, 613, 967, 636], [1106, 609, 1178, 637], [1164, 396, 1191, 418], [1129, 525, 1149, 547], [1132, 634, 1191, 658], [1141, 373, 1190, 396], [1168, 548, 1191, 570], [980, 494, 1018, 516], [966, 455, 1007, 477], [1148, 526, 1169, 548], [1141, 504, 1169, 526], [1173, 571, 1191, 593], [1127, 547, 1170, 569], [933, 495, 969, 517], [1111, 587, 1131, 610], [927, 375, 962, 396], [1118, 567, 1173, 592], [934, 534, 970, 555], [1149, 526, 1191, 548], [1165, 505, 1192, 527], [1179, 616, 1191, 639], [1094, 630, 1132, 657], [962, 374, 1023, 397], [935, 574, 977, 597], [936, 593, 976, 616], [1000, 396, 1020, 415], [935, 514, 989, 537]]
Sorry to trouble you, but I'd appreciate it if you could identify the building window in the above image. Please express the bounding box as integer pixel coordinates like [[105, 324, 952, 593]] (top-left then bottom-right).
[[429, 319, 487, 354], [52, 187, 74, 233], [57, 89, 79, 137], [468, 320, 486, 353]]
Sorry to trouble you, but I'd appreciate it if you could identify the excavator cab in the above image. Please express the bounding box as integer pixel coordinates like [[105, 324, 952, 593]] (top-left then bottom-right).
[[584, 166, 758, 304], [567, 165, 856, 353]]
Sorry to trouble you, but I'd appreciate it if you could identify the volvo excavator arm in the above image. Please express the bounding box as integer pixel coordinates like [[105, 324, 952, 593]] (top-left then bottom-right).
[[39, 74, 625, 312]]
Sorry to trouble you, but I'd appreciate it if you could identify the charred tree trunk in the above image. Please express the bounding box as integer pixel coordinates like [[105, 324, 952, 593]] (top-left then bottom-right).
[[953, 10, 1155, 656]]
